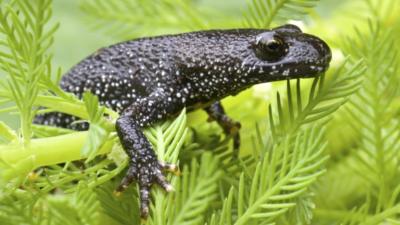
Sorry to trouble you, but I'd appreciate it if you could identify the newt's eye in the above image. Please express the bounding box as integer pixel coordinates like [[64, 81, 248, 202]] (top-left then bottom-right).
[[254, 33, 288, 61]]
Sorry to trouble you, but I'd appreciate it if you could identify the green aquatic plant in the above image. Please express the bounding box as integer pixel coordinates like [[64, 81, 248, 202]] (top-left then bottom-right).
[[0, 0, 399, 224]]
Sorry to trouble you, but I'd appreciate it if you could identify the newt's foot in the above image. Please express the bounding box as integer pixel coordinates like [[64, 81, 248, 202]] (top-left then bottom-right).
[[228, 121, 241, 158], [204, 102, 241, 157], [115, 161, 178, 218], [207, 116, 241, 153]]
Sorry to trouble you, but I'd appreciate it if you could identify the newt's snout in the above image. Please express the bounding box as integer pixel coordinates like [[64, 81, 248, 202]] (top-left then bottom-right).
[[307, 33, 332, 72], [279, 31, 332, 77]]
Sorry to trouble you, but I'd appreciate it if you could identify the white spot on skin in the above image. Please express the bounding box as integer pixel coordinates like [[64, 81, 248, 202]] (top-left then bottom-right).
[[282, 69, 290, 76]]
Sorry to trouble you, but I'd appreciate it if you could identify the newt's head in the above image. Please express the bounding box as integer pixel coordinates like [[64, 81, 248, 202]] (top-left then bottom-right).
[[241, 24, 331, 81]]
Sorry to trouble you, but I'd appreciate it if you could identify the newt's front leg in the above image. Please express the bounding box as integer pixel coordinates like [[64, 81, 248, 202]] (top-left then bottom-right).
[[115, 89, 178, 218], [204, 101, 241, 157]]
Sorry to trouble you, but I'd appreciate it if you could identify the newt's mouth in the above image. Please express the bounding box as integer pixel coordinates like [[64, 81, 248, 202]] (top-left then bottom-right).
[[255, 53, 331, 79], [289, 56, 332, 78], [305, 53, 332, 77]]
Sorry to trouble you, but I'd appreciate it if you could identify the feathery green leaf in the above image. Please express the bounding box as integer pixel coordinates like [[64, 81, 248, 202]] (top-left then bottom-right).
[[244, 0, 320, 28]]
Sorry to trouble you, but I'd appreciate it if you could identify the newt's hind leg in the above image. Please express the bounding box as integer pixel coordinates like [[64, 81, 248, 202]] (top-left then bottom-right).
[[204, 101, 241, 157], [115, 89, 179, 219]]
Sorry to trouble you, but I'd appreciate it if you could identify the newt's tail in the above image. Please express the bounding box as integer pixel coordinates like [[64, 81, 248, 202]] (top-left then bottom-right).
[[33, 112, 89, 131]]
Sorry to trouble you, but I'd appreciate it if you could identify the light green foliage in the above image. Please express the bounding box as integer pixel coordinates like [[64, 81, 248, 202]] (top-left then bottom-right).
[[0, 0, 400, 225], [80, 0, 200, 39], [148, 153, 221, 225], [80, 0, 210, 40], [0, 183, 102, 225], [268, 60, 364, 142], [243, 0, 319, 28], [345, 23, 400, 211], [210, 125, 328, 225], [318, 20, 400, 225], [0, 0, 58, 144], [81, 92, 112, 161], [0, 121, 17, 143]]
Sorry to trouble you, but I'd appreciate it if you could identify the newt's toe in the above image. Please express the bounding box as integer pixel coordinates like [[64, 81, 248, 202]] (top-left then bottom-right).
[[139, 187, 151, 218], [113, 190, 122, 197], [159, 161, 178, 172], [155, 172, 174, 192], [116, 166, 137, 192]]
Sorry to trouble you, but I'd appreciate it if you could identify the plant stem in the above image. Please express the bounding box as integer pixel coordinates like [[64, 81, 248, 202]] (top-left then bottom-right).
[[0, 131, 115, 180]]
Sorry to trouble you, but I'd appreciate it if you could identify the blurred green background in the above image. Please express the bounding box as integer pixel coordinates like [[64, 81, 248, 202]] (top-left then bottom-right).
[[51, 0, 244, 70]]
